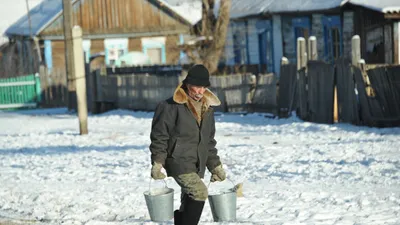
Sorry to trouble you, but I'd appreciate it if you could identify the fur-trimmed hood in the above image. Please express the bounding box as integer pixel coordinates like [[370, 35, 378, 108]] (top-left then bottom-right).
[[172, 83, 221, 107]]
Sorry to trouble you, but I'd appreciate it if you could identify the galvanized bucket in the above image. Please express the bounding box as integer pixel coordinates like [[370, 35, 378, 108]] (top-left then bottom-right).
[[143, 180, 174, 222], [208, 189, 237, 222]]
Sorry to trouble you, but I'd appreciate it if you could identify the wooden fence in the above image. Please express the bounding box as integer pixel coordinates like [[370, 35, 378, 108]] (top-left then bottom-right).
[[38, 67, 68, 108], [90, 70, 277, 113], [277, 64, 297, 117], [336, 58, 359, 124], [278, 58, 400, 127]]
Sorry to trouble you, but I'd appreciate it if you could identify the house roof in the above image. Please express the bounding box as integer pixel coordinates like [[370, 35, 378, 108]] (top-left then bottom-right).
[[230, 0, 400, 19], [345, 0, 400, 13], [159, 0, 202, 25], [5, 0, 63, 37], [231, 0, 344, 19], [0, 0, 43, 44], [5, 0, 201, 37]]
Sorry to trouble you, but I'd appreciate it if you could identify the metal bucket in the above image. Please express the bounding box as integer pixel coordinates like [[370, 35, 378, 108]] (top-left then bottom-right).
[[208, 190, 236, 222], [143, 187, 174, 222]]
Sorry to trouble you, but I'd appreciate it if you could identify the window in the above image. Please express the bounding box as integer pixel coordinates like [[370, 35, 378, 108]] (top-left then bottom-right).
[[366, 27, 384, 63], [141, 37, 166, 65], [147, 48, 162, 64], [292, 17, 311, 63], [256, 20, 273, 73], [104, 39, 128, 66], [232, 22, 248, 65], [322, 16, 342, 63]]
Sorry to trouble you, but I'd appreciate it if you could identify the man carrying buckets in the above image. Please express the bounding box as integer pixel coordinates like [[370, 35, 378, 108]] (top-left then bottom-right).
[[149, 64, 227, 225]]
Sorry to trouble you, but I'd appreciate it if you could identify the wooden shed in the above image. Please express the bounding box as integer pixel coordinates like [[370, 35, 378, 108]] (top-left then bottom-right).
[[3, 0, 201, 74]]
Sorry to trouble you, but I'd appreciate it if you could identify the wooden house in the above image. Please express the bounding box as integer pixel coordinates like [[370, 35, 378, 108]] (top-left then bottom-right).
[[224, 0, 400, 76], [2, 0, 201, 74]]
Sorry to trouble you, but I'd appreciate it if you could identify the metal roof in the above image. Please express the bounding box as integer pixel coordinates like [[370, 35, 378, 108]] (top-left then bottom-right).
[[231, 0, 343, 18], [231, 0, 400, 19], [6, 0, 70, 37], [346, 0, 400, 13]]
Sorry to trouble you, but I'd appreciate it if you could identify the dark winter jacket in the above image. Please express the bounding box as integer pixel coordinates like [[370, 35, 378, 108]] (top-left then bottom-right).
[[149, 83, 222, 178]]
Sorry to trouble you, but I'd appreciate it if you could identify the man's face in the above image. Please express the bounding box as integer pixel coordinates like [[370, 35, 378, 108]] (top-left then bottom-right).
[[187, 84, 206, 101]]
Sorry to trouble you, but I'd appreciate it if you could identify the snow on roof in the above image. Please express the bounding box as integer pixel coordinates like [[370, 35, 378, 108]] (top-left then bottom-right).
[[159, 0, 202, 25], [5, 0, 64, 37], [231, 0, 400, 19], [231, 0, 344, 18], [0, 0, 43, 44], [382, 7, 400, 13], [347, 0, 400, 13]]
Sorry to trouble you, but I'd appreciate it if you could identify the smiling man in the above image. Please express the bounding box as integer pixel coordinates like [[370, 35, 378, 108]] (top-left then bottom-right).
[[149, 64, 227, 225]]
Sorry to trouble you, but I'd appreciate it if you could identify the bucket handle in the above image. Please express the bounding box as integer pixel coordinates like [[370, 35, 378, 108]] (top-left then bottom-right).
[[207, 176, 236, 189], [148, 177, 168, 193]]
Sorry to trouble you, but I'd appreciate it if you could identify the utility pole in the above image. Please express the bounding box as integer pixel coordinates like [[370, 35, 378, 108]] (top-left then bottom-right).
[[62, 0, 76, 111], [72, 26, 88, 135]]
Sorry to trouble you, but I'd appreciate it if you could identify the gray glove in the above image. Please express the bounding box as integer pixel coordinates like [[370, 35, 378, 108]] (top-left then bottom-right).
[[210, 164, 226, 182], [151, 162, 166, 180]]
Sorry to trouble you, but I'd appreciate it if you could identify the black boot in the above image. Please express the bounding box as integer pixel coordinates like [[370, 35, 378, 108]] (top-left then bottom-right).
[[180, 197, 205, 225], [174, 210, 181, 225]]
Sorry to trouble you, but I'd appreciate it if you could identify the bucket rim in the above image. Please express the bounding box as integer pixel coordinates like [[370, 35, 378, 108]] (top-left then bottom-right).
[[208, 190, 236, 197], [143, 187, 174, 196]]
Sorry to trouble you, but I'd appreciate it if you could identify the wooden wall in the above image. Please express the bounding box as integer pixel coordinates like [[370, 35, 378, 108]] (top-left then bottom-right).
[[40, 0, 190, 37], [128, 38, 142, 52], [165, 35, 180, 64], [90, 39, 105, 55], [51, 41, 66, 70]]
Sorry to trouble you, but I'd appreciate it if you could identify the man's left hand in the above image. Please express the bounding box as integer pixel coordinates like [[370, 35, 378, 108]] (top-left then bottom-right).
[[210, 164, 226, 182]]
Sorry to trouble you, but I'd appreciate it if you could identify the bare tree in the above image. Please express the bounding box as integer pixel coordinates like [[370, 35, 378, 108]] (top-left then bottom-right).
[[184, 0, 231, 74]]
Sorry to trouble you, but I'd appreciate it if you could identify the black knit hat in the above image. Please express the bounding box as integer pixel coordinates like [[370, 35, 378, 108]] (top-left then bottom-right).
[[183, 64, 211, 87]]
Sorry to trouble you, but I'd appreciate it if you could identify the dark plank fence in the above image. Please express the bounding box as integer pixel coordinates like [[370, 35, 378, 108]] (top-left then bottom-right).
[[90, 70, 276, 113], [251, 73, 277, 113], [307, 61, 335, 124], [277, 64, 297, 118], [297, 68, 308, 121], [336, 58, 360, 124]]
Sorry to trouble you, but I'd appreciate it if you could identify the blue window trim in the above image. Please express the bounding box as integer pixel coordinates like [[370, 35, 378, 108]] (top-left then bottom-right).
[[179, 34, 185, 63], [142, 41, 166, 64], [233, 30, 241, 64], [292, 17, 311, 29], [245, 21, 250, 64], [105, 42, 128, 65], [256, 20, 272, 33], [44, 40, 53, 73], [322, 15, 342, 63], [232, 22, 250, 65], [256, 20, 274, 73], [292, 17, 311, 63]]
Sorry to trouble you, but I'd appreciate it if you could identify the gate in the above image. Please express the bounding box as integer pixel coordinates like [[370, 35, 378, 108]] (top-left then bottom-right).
[[0, 74, 41, 109]]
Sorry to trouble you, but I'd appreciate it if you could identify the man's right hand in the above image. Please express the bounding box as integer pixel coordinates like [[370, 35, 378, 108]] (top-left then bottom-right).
[[151, 162, 166, 180]]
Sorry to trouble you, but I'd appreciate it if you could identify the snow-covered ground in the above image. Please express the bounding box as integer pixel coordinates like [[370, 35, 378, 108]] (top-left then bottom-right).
[[0, 108, 399, 225]]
